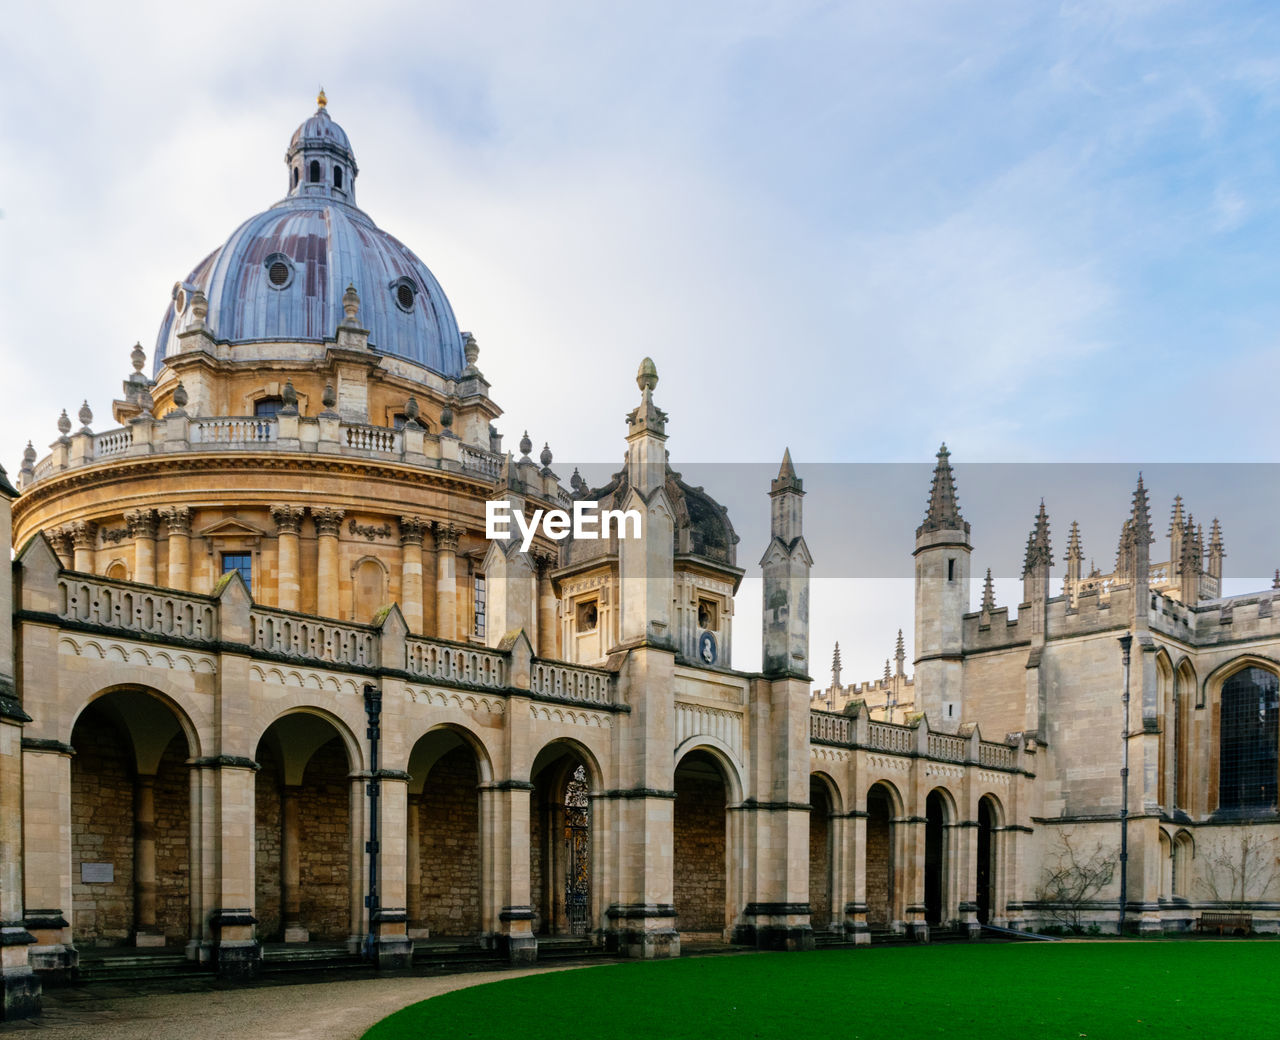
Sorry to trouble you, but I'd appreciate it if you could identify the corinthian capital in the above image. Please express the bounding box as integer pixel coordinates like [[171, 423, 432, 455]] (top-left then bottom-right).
[[70, 520, 98, 551], [125, 508, 159, 539], [271, 505, 306, 534], [162, 506, 192, 535], [433, 522, 462, 552], [313, 507, 346, 536], [399, 515, 430, 546]]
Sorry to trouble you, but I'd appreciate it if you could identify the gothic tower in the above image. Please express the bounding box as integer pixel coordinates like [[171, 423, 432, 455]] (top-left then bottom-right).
[[913, 444, 970, 731]]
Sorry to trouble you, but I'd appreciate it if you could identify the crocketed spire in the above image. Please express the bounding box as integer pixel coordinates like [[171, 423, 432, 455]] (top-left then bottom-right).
[[1022, 499, 1052, 577], [917, 442, 968, 537], [981, 567, 995, 612]]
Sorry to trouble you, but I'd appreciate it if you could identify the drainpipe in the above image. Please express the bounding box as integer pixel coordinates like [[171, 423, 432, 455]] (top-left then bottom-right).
[[1117, 634, 1132, 936], [363, 683, 382, 960]]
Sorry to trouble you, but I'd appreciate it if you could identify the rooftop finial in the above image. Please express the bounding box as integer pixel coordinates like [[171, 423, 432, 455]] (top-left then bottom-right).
[[1066, 520, 1083, 561], [772, 447, 803, 495], [1023, 499, 1052, 576], [918, 442, 967, 537], [317, 87, 327, 109], [981, 568, 995, 612], [831, 642, 842, 689]]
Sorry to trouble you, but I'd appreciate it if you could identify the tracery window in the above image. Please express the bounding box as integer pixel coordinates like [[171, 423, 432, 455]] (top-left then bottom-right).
[[1219, 666, 1279, 811]]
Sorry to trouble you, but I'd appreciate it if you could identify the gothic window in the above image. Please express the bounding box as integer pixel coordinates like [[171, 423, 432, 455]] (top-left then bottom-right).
[[221, 552, 252, 590], [473, 574, 486, 638], [309, 160, 321, 183], [1218, 666, 1279, 811]]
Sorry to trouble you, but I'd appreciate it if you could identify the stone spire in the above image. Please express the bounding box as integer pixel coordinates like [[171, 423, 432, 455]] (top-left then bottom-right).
[[1130, 474, 1153, 546], [761, 446, 812, 677], [917, 443, 967, 537], [894, 628, 906, 678], [1207, 518, 1224, 582], [1179, 514, 1201, 604], [1064, 520, 1083, 596], [883, 659, 892, 683], [981, 567, 996, 613], [831, 642, 842, 690], [1022, 500, 1052, 577], [1169, 496, 1185, 583]]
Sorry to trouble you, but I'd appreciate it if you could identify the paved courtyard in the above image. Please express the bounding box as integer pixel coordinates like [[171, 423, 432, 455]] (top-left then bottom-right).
[[0, 966, 581, 1040]]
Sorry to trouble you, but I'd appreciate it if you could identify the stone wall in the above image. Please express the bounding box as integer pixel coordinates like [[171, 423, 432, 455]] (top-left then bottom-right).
[[153, 736, 191, 941], [298, 738, 352, 941], [71, 709, 134, 945], [418, 747, 481, 936], [673, 761, 726, 934], [866, 789, 892, 928], [255, 742, 284, 939], [809, 782, 831, 927]]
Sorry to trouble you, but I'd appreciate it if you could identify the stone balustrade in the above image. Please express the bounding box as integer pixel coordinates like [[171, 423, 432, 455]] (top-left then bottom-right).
[[20, 412, 505, 489], [251, 608, 378, 668], [530, 661, 614, 705], [811, 709, 1022, 772], [405, 637, 507, 689], [58, 574, 217, 643]]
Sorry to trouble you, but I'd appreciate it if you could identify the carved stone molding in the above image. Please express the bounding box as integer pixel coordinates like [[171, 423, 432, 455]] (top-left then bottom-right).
[[48, 526, 74, 559], [399, 516, 430, 546], [162, 506, 192, 535], [313, 507, 346, 537], [270, 505, 306, 534], [125, 509, 159, 538], [348, 517, 391, 541]]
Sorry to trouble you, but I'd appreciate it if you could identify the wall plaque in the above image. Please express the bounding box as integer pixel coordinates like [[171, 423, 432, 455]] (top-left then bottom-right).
[[81, 862, 114, 884]]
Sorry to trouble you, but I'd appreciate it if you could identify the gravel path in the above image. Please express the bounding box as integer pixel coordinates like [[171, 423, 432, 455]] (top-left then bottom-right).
[[0, 965, 586, 1039]]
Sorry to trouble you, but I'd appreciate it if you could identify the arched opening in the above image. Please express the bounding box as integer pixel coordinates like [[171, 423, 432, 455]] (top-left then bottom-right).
[[352, 557, 388, 622], [924, 788, 950, 927], [865, 782, 896, 930], [1158, 830, 1173, 899], [808, 776, 834, 932], [1218, 665, 1279, 811], [70, 689, 193, 947], [333, 165, 343, 189], [976, 795, 999, 925], [531, 742, 595, 938], [105, 560, 129, 581], [406, 728, 485, 940], [308, 159, 320, 183], [292, 165, 299, 187], [673, 750, 730, 941], [254, 713, 354, 942]]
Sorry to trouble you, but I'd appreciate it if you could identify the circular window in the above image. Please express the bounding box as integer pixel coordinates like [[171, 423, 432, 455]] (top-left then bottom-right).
[[396, 283, 415, 310], [268, 261, 290, 286], [174, 288, 187, 314]]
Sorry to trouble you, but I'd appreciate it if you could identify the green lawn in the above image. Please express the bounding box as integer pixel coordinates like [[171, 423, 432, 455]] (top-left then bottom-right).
[[363, 942, 1280, 1040]]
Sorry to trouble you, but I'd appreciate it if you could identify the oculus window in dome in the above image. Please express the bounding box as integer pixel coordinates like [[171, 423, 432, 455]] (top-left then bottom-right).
[[153, 94, 466, 380]]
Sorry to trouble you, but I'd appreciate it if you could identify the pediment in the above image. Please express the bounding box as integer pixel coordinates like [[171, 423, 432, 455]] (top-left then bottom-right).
[[198, 517, 265, 540]]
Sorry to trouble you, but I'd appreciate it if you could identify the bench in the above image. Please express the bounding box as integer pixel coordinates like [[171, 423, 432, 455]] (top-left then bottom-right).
[[1196, 911, 1253, 936]]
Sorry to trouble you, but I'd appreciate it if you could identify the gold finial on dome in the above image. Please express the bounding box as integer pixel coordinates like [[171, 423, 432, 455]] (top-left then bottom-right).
[[317, 87, 327, 109]]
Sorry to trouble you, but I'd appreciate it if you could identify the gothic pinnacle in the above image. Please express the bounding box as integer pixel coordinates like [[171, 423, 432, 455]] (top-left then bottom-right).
[[1130, 473, 1153, 544], [1023, 499, 1052, 576], [918, 442, 965, 535], [981, 568, 995, 612], [1066, 520, 1082, 561]]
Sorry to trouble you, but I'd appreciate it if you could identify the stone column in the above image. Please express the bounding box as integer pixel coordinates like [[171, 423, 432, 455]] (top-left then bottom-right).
[[21, 742, 76, 981], [406, 794, 424, 937], [534, 550, 558, 658], [271, 506, 306, 613], [126, 510, 159, 585], [398, 518, 428, 634], [281, 785, 307, 942], [163, 507, 192, 591], [314, 508, 345, 619], [434, 524, 461, 641], [70, 521, 96, 573], [134, 775, 163, 945]]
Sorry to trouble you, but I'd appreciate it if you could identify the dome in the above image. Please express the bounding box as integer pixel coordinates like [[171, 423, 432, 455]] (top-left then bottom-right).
[[154, 96, 466, 380]]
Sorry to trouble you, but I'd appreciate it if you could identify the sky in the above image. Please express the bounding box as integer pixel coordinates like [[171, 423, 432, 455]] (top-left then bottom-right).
[[3, 1, 1280, 680]]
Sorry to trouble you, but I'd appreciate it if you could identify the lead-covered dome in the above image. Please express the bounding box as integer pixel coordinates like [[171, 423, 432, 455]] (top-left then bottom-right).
[[154, 94, 466, 379]]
